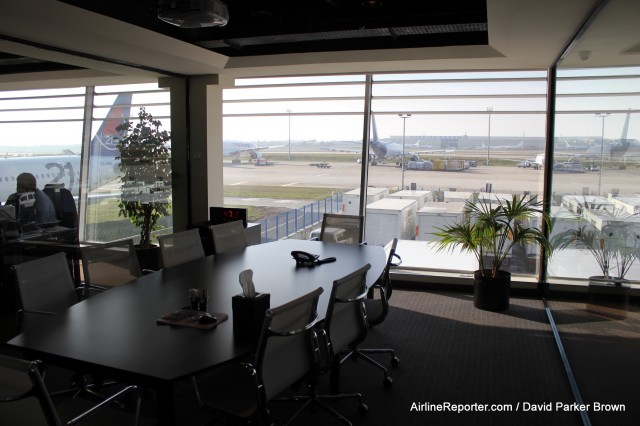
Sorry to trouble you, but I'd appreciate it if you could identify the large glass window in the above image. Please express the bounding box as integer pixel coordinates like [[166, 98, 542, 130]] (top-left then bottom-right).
[[0, 84, 171, 244], [222, 71, 548, 278]]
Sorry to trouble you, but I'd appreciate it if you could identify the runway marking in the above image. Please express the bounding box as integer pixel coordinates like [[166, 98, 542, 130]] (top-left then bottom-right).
[[230, 181, 248, 186], [281, 182, 298, 187]]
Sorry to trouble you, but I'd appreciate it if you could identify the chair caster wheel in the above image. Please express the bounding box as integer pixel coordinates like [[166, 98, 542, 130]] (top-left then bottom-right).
[[391, 356, 400, 367], [383, 376, 393, 387], [358, 403, 369, 415]]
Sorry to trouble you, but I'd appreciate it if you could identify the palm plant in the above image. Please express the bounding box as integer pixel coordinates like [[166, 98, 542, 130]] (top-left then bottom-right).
[[433, 195, 554, 278], [552, 206, 640, 283]]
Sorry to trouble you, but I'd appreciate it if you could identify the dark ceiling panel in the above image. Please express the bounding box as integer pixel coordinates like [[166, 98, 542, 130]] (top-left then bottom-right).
[[57, 0, 488, 57]]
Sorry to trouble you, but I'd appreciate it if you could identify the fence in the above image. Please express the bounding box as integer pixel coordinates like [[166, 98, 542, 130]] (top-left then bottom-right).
[[259, 193, 343, 242]]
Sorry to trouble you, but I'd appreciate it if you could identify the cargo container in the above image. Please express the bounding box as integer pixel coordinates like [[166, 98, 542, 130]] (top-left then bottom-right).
[[388, 190, 432, 209], [365, 198, 417, 246], [417, 202, 466, 241], [342, 187, 389, 215]]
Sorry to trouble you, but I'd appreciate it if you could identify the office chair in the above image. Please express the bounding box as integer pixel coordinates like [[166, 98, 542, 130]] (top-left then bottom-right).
[[194, 287, 324, 425], [80, 239, 141, 296], [43, 183, 78, 231], [341, 238, 401, 387], [209, 220, 248, 254], [279, 264, 371, 424], [319, 213, 364, 245], [158, 228, 205, 268], [13, 253, 118, 402], [0, 354, 141, 426], [13, 252, 82, 333]]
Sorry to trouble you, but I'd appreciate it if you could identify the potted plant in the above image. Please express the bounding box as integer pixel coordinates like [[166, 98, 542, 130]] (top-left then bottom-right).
[[552, 202, 640, 285], [115, 107, 172, 270], [551, 202, 639, 317], [433, 195, 554, 311]]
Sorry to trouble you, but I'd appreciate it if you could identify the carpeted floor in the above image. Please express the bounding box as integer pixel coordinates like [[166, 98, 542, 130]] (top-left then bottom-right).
[[3, 288, 638, 426]]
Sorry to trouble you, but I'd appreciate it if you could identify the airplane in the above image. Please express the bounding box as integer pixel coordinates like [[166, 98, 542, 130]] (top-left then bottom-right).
[[479, 141, 525, 150], [222, 141, 285, 162], [566, 111, 632, 162], [321, 115, 454, 165], [0, 93, 132, 203]]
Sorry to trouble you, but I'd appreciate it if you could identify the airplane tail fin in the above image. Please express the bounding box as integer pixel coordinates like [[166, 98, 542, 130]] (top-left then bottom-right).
[[371, 114, 379, 143], [620, 111, 630, 141], [89, 93, 133, 159]]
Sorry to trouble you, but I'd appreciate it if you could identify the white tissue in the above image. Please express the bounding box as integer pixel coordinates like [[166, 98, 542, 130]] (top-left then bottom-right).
[[239, 269, 256, 298]]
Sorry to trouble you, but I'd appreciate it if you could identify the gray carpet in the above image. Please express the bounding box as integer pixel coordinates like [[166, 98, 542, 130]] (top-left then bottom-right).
[[4, 288, 638, 425]]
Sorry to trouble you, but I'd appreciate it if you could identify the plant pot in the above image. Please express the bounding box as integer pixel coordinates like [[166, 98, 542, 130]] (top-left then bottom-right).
[[135, 244, 160, 271], [586, 276, 630, 319], [473, 270, 510, 311]]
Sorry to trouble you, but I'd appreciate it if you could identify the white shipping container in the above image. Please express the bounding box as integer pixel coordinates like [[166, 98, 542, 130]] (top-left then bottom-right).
[[417, 202, 466, 241], [342, 187, 389, 215], [365, 198, 417, 246], [388, 190, 432, 209]]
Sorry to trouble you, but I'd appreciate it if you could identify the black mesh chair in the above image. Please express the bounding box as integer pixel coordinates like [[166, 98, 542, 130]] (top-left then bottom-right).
[[158, 229, 205, 268], [80, 239, 141, 296], [340, 238, 401, 387], [319, 214, 365, 245], [194, 287, 324, 425], [13, 253, 121, 402], [209, 220, 248, 254], [0, 354, 141, 426], [281, 264, 371, 424], [13, 252, 82, 333]]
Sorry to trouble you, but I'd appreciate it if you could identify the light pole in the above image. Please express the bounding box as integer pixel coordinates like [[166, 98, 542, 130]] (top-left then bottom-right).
[[287, 109, 292, 161], [486, 107, 493, 166], [398, 114, 411, 190], [595, 112, 610, 195]]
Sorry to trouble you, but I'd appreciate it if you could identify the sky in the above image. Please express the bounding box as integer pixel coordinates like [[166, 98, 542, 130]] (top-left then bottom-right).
[[1, 70, 639, 148]]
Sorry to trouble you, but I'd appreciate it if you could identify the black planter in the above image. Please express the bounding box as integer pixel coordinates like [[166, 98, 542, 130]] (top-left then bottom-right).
[[135, 244, 160, 271], [473, 270, 511, 311], [586, 276, 630, 319]]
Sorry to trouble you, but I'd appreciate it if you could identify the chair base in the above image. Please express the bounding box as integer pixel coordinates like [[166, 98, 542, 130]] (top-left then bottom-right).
[[338, 348, 399, 390], [274, 386, 367, 426]]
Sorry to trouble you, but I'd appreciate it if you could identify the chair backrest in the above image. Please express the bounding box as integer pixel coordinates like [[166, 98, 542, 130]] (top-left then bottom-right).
[[366, 238, 401, 326], [81, 239, 141, 289], [158, 229, 205, 268], [256, 287, 323, 402], [210, 220, 248, 254], [0, 355, 60, 426], [13, 252, 78, 331], [43, 183, 78, 231], [319, 213, 364, 245], [324, 264, 371, 357]]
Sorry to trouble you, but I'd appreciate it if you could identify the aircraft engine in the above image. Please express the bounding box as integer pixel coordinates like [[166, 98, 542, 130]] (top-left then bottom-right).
[[250, 151, 263, 159]]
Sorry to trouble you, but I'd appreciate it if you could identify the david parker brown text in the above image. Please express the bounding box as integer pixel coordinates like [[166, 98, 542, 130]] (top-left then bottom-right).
[[410, 402, 626, 413]]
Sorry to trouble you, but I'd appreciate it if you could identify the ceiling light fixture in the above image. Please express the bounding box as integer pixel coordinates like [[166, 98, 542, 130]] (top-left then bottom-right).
[[362, 0, 383, 8], [158, 0, 229, 28]]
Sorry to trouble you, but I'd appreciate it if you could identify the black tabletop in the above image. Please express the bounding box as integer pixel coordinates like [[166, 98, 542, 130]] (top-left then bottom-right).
[[6, 239, 386, 387]]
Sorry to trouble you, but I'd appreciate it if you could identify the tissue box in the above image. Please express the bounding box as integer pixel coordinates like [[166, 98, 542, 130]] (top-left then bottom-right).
[[232, 292, 270, 341]]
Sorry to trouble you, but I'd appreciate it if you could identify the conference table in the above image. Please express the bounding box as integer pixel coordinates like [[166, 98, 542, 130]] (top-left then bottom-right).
[[6, 239, 386, 425]]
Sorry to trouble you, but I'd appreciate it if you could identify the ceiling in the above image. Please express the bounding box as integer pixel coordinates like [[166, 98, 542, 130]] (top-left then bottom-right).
[[59, 0, 489, 58], [0, 0, 638, 89]]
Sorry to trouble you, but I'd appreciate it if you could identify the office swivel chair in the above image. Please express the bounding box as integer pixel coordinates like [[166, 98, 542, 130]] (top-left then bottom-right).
[[12, 253, 124, 403], [280, 264, 371, 424], [209, 220, 248, 254], [13, 252, 82, 333], [194, 287, 324, 425], [340, 238, 401, 387], [157, 228, 205, 268], [43, 183, 79, 242], [319, 213, 364, 245], [80, 239, 141, 296], [0, 354, 141, 426]]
